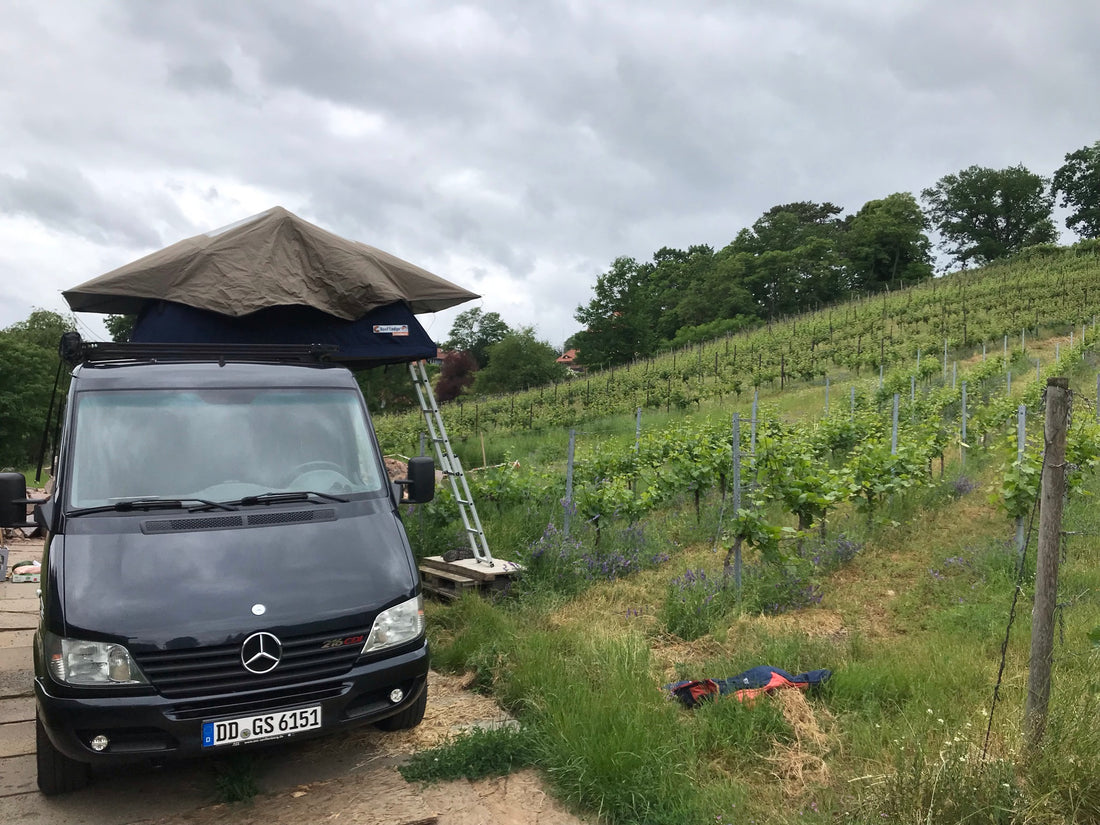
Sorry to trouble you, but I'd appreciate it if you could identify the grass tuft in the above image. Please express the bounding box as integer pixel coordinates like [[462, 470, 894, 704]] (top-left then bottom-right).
[[212, 754, 261, 804], [399, 724, 537, 783]]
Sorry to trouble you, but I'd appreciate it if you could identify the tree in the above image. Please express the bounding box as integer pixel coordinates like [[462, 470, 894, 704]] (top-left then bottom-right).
[[1052, 140, 1100, 239], [729, 202, 846, 319], [842, 192, 933, 292], [0, 310, 75, 468], [473, 328, 567, 394], [689, 250, 757, 325], [921, 165, 1057, 266], [573, 256, 655, 368], [444, 308, 510, 367], [641, 244, 759, 344], [737, 202, 845, 254], [3, 309, 73, 351], [105, 314, 136, 342], [355, 364, 421, 413], [435, 350, 478, 402]]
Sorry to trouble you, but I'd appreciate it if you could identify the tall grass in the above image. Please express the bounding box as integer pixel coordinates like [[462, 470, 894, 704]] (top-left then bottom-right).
[[417, 342, 1100, 824], [505, 631, 749, 825]]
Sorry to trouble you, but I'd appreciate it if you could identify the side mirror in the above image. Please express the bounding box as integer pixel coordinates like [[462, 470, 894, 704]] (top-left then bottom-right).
[[400, 457, 435, 504], [0, 473, 28, 527]]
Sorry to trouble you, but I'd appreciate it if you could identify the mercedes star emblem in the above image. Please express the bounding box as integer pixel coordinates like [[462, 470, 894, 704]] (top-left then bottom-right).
[[241, 631, 282, 674]]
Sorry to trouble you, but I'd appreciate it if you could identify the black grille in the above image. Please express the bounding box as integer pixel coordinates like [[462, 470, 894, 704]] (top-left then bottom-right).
[[166, 684, 347, 721], [144, 515, 244, 533], [248, 508, 335, 526], [143, 508, 335, 533], [133, 627, 370, 698]]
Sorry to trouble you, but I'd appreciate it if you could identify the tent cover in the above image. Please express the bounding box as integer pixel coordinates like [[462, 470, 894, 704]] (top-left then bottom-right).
[[63, 207, 479, 365], [64, 206, 478, 319]]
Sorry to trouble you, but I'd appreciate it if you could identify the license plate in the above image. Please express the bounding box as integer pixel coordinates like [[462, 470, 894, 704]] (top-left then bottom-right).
[[202, 705, 322, 748]]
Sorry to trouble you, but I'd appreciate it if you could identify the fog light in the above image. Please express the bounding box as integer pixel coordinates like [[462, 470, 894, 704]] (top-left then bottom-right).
[[90, 734, 110, 752], [389, 688, 404, 704]]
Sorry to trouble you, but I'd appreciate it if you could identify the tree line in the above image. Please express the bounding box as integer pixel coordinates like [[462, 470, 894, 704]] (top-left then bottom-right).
[[3, 141, 1097, 464], [0, 310, 73, 470], [571, 140, 1100, 369]]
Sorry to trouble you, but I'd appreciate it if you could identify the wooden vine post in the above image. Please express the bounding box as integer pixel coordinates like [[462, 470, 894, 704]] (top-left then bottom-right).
[[1024, 377, 1069, 751]]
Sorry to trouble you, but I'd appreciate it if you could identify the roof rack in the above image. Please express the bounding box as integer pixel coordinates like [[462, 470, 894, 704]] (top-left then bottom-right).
[[60, 333, 338, 367]]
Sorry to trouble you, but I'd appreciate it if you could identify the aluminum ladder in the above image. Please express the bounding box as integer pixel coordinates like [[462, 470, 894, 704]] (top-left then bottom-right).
[[408, 360, 494, 566]]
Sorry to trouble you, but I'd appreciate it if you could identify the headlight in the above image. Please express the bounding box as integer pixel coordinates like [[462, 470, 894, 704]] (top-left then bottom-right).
[[361, 595, 424, 654], [44, 632, 149, 686]]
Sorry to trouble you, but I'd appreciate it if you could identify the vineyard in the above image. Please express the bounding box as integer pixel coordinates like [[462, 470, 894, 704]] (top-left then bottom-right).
[[379, 241, 1100, 577], [407, 331, 1100, 581], [375, 240, 1100, 450], [379, 243, 1100, 824]]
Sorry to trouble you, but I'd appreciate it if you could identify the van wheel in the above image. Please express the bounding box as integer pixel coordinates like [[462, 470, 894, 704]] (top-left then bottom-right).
[[36, 712, 90, 796], [374, 684, 427, 731]]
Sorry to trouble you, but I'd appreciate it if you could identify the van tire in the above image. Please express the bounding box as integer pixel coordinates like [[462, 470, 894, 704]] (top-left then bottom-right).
[[374, 684, 427, 731], [36, 712, 90, 796]]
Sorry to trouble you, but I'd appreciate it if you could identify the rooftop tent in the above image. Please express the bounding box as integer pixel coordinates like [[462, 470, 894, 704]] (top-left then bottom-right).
[[63, 206, 478, 364], [64, 206, 478, 319], [130, 300, 440, 366]]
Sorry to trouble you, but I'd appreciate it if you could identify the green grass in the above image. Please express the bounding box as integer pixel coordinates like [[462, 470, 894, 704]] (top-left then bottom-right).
[[211, 754, 261, 804], [506, 631, 748, 825], [412, 327, 1100, 824], [398, 725, 537, 783], [4, 464, 50, 485]]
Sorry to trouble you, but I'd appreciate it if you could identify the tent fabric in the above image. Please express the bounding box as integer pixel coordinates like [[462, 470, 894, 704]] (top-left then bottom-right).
[[666, 666, 832, 708], [131, 300, 439, 366], [63, 206, 479, 319]]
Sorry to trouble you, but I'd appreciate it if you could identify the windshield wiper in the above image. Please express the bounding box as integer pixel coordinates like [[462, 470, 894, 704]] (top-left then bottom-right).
[[232, 490, 349, 507], [67, 498, 238, 516]]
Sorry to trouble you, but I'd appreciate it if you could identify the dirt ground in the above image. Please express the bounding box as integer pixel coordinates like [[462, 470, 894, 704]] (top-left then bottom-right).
[[0, 532, 587, 825], [143, 671, 588, 825]]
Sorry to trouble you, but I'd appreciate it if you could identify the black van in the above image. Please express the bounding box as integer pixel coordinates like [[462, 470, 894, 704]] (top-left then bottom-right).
[[0, 341, 434, 795]]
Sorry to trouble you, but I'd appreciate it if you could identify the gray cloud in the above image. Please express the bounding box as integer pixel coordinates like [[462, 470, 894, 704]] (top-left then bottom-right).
[[167, 59, 238, 95], [1, 0, 1097, 341], [0, 164, 168, 247]]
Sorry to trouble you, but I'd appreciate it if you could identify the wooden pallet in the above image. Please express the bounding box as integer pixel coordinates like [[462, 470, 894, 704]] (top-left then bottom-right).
[[418, 555, 523, 599], [419, 565, 478, 600]]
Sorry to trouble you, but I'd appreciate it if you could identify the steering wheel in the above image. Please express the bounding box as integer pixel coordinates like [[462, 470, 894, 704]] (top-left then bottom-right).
[[284, 461, 346, 485]]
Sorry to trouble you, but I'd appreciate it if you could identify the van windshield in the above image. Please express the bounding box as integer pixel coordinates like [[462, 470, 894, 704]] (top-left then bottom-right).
[[67, 388, 385, 509]]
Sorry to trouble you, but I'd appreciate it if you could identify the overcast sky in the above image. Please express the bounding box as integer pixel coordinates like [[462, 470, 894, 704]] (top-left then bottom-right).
[[2, 0, 1097, 347]]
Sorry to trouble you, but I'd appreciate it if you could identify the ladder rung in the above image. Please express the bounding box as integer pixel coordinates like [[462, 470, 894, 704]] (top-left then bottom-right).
[[410, 360, 492, 565]]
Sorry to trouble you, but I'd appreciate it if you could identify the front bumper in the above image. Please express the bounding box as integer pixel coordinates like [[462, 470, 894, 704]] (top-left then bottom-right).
[[35, 642, 428, 764]]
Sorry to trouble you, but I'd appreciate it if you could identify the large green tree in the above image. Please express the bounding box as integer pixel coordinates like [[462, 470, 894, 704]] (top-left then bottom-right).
[[473, 328, 567, 394], [842, 192, 933, 292], [921, 164, 1057, 266], [0, 310, 75, 469], [355, 363, 422, 414], [643, 245, 758, 342], [668, 250, 757, 341], [573, 256, 655, 368], [728, 202, 846, 319], [444, 308, 510, 367], [105, 314, 136, 342], [1052, 140, 1100, 239]]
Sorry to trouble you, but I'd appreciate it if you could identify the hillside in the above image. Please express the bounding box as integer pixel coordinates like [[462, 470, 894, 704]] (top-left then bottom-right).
[[375, 241, 1100, 453], [383, 242, 1100, 824]]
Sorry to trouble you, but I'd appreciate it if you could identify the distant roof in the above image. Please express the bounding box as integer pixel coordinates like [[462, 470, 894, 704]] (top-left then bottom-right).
[[64, 206, 479, 320]]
